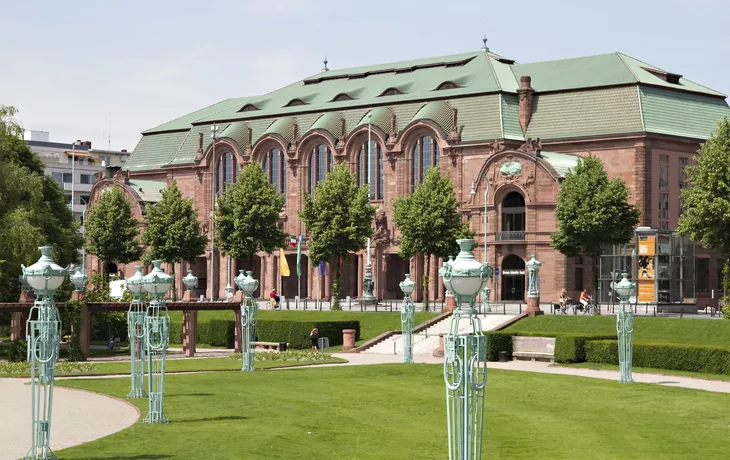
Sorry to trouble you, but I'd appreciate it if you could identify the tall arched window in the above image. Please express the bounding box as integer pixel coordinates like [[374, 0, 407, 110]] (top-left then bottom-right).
[[216, 152, 237, 196], [355, 140, 384, 200], [308, 144, 333, 194], [262, 148, 286, 203], [411, 135, 440, 192]]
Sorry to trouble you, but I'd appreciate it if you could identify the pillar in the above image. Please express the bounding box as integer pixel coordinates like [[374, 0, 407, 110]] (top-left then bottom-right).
[[324, 262, 332, 300], [10, 312, 26, 341], [357, 254, 364, 298], [234, 309, 243, 353], [182, 310, 197, 357], [342, 329, 356, 351], [80, 302, 90, 356], [433, 333, 445, 357], [437, 257, 445, 301]]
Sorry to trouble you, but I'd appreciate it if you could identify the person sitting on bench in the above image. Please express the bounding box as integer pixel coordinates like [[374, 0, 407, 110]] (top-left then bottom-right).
[[559, 289, 570, 314]]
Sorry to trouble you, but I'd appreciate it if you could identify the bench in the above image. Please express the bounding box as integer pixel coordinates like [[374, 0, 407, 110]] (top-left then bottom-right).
[[511, 336, 555, 362], [253, 341, 288, 351]]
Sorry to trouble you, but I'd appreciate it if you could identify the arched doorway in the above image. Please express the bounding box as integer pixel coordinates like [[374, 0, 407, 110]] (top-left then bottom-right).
[[501, 255, 525, 301]]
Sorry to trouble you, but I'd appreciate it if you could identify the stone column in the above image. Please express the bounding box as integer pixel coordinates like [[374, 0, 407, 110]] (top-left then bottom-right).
[[342, 329, 356, 351], [357, 254, 364, 298], [182, 310, 197, 357], [234, 309, 243, 353], [80, 302, 90, 356], [433, 333, 446, 357], [437, 257, 445, 301]]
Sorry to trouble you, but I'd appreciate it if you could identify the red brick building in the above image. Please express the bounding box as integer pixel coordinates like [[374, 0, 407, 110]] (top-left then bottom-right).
[[87, 46, 730, 305]]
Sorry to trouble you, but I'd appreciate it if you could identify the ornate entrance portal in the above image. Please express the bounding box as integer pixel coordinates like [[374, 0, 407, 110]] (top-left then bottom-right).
[[501, 255, 525, 301]]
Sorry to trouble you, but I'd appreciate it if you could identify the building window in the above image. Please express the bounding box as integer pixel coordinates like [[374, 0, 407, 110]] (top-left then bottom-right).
[[262, 148, 286, 203], [411, 135, 440, 192], [574, 267, 584, 291], [697, 258, 710, 292], [355, 140, 384, 200], [87, 158, 95, 166], [659, 221, 669, 230], [216, 152, 237, 196], [679, 157, 688, 214], [717, 260, 724, 292], [659, 193, 669, 219], [659, 154, 669, 163], [80, 195, 90, 205], [659, 165, 668, 191], [501, 192, 526, 232], [80, 174, 96, 185], [308, 144, 333, 194], [52, 172, 63, 185], [63, 173, 72, 183]]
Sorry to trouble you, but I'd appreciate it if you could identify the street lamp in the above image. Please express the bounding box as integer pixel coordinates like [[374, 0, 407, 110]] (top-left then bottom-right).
[[69, 265, 87, 292], [470, 174, 491, 313], [126, 266, 147, 399], [183, 269, 198, 299], [399, 274, 416, 364], [78, 196, 88, 275], [142, 260, 173, 423], [235, 270, 259, 371], [21, 246, 69, 460], [69, 141, 81, 218], [613, 273, 635, 383], [440, 239, 492, 460], [210, 124, 219, 302], [225, 257, 233, 301]]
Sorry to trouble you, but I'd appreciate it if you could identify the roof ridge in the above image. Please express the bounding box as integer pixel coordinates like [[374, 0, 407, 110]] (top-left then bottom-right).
[[513, 51, 619, 66], [615, 52, 640, 83], [144, 98, 235, 133], [481, 50, 503, 92]]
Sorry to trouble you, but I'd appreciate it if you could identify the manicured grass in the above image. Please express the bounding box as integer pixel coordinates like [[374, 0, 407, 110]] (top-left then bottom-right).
[[169, 310, 440, 343], [556, 362, 730, 382], [503, 315, 730, 348], [1, 355, 346, 377], [56, 364, 729, 459]]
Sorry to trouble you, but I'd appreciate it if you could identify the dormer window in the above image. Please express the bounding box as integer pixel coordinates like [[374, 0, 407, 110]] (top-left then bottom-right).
[[285, 98, 307, 107], [642, 67, 682, 85], [330, 93, 353, 102], [379, 87, 403, 97], [239, 104, 259, 112], [435, 81, 459, 90]]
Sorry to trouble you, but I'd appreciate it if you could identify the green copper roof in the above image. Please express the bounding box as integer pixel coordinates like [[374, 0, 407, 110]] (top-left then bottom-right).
[[640, 86, 730, 139], [127, 179, 166, 203], [309, 112, 344, 138], [500, 94, 524, 140], [412, 101, 454, 136], [540, 151, 581, 177], [356, 107, 393, 133], [143, 98, 251, 134]]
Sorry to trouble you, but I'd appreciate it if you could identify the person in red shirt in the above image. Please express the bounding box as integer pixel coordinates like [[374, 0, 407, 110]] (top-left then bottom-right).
[[269, 289, 280, 309]]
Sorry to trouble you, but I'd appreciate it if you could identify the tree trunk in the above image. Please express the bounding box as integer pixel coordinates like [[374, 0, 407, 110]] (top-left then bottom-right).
[[332, 256, 341, 310], [723, 256, 730, 319], [591, 254, 601, 315], [423, 254, 430, 312], [171, 260, 177, 301]]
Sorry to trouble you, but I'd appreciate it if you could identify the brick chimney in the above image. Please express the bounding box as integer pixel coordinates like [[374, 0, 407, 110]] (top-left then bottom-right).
[[517, 76, 535, 133], [194, 132, 204, 164]]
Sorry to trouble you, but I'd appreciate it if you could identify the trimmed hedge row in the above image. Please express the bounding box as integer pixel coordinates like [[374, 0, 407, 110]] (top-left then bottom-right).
[[485, 331, 513, 361], [586, 340, 730, 375], [167, 319, 360, 349], [485, 330, 614, 363]]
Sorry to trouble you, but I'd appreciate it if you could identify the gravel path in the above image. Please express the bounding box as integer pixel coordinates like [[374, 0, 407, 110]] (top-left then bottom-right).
[[0, 378, 139, 460]]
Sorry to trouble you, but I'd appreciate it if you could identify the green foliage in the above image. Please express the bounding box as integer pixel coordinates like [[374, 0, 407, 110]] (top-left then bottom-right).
[[9, 339, 27, 362], [677, 117, 730, 312], [393, 167, 472, 308], [299, 164, 375, 309], [85, 273, 111, 302], [216, 162, 286, 263], [206, 319, 236, 348], [228, 350, 334, 361], [554, 334, 615, 363], [0, 360, 97, 374], [84, 186, 144, 277], [142, 181, 207, 300], [551, 154, 641, 297], [257, 319, 360, 349], [61, 299, 87, 361], [485, 331, 513, 361], [585, 340, 730, 375]]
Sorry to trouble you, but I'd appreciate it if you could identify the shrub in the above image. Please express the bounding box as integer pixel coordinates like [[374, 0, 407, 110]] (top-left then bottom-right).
[[229, 350, 334, 362], [554, 335, 615, 363], [485, 331, 513, 361], [90, 312, 128, 341], [256, 320, 360, 349], [168, 322, 184, 344], [585, 340, 730, 375], [0, 324, 11, 338], [207, 320, 236, 348], [9, 339, 27, 362]]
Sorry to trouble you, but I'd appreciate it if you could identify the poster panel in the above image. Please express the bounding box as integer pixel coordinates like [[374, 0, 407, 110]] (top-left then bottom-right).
[[637, 234, 656, 302]]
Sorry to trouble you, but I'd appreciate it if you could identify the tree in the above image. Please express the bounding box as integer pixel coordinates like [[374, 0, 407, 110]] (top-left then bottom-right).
[[677, 117, 730, 318], [393, 167, 472, 309], [85, 186, 144, 278], [299, 164, 375, 310], [551, 154, 641, 305], [0, 105, 81, 301], [216, 162, 286, 273], [142, 180, 207, 300]]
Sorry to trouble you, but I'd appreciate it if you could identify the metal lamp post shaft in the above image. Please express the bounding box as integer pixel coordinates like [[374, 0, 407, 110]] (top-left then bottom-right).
[[617, 301, 634, 383], [242, 295, 258, 371], [400, 275, 415, 364]]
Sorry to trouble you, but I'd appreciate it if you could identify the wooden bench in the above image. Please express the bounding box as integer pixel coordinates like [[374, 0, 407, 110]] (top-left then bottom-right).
[[512, 336, 555, 362], [253, 341, 288, 351]]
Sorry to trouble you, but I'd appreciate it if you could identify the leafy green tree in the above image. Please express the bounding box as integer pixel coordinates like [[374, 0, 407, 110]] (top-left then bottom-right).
[[551, 154, 641, 305], [84, 186, 144, 278], [393, 167, 472, 309], [677, 117, 730, 318], [299, 164, 375, 310], [142, 180, 207, 300], [0, 106, 81, 300], [216, 162, 286, 273]]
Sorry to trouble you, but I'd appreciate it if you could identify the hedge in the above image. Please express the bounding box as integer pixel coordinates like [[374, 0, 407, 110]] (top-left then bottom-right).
[[485, 331, 513, 361], [554, 335, 615, 363], [586, 340, 730, 375]]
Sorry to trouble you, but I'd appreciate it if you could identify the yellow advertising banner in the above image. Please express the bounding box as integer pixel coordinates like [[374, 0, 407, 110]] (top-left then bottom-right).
[[638, 280, 655, 303], [638, 235, 656, 256], [637, 235, 656, 302]]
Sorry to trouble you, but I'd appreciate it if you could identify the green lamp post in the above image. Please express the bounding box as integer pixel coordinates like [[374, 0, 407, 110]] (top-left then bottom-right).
[[235, 270, 259, 371], [613, 273, 636, 383], [440, 239, 492, 460], [142, 260, 173, 423], [21, 246, 69, 460], [182, 269, 198, 297], [126, 266, 147, 399], [69, 266, 87, 292], [399, 274, 416, 364]]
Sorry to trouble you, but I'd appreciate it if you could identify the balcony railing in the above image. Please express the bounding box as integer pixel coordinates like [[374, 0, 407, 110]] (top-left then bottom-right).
[[496, 231, 525, 241]]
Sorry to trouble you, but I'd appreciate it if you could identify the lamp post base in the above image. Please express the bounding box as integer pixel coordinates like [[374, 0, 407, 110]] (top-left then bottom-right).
[[526, 296, 544, 316]]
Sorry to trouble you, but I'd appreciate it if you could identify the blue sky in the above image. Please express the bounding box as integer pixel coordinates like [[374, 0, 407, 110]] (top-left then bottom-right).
[[2, 0, 728, 151]]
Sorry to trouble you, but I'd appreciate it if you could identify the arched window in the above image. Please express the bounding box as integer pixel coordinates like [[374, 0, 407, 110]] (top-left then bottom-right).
[[216, 152, 237, 196], [355, 140, 384, 200], [500, 191, 526, 239], [262, 148, 286, 203], [308, 144, 333, 194], [411, 135, 440, 192]]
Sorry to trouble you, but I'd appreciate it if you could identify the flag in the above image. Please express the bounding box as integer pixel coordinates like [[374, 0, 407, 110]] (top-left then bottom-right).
[[296, 235, 303, 277], [289, 236, 297, 248], [318, 261, 326, 276], [279, 248, 290, 277]]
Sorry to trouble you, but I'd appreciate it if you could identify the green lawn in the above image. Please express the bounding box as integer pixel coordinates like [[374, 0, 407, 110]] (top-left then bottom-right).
[[556, 362, 730, 382], [56, 364, 728, 459], [503, 315, 730, 348], [169, 310, 440, 343]]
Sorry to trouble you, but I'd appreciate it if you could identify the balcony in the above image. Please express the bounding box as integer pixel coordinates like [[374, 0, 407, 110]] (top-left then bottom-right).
[[64, 182, 93, 193], [72, 204, 87, 213], [496, 231, 525, 241]]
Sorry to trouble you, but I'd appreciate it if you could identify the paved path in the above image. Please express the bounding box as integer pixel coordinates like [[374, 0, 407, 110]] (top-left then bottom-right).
[[0, 378, 139, 459]]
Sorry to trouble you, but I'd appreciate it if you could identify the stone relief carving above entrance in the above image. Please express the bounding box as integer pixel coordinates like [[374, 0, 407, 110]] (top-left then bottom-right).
[[499, 161, 522, 176]]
